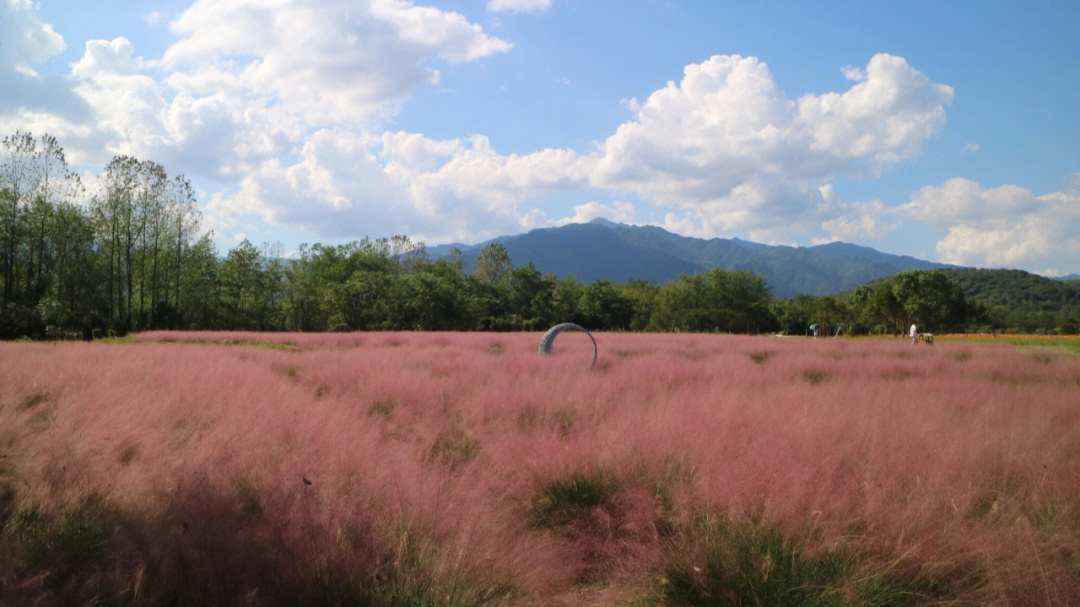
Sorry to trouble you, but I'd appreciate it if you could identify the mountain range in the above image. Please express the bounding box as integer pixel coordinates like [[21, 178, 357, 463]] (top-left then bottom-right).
[[429, 218, 953, 298]]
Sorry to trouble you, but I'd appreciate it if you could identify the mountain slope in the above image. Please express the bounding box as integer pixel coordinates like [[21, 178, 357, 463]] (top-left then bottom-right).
[[430, 219, 953, 297], [942, 268, 1080, 314]]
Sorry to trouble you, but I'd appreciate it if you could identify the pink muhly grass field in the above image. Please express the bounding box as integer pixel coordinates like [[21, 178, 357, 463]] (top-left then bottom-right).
[[1, 331, 1079, 605]]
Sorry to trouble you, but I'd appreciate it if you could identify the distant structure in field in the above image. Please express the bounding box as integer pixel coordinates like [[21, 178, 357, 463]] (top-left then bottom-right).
[[538, 323, 597, 367]]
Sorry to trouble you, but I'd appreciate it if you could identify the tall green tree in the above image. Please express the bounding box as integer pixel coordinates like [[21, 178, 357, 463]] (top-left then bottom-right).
[[504, 263, 556, 327], [0, 132, 85, 336], [218, 240, 284, 330], [90, 156, 203, 331], [0, 132, 37, 309], [178, 234, 220, 329], [890, 270, 968, 333], [551, 276, 584, 324], [473, 242, 512, 287], [92, 156, 168, 330], [650, 269, 773, 333], [160, 176, 201, 328]]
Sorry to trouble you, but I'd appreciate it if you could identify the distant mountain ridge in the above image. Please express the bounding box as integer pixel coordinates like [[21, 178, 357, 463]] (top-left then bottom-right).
[[430, 219, 953, 297]]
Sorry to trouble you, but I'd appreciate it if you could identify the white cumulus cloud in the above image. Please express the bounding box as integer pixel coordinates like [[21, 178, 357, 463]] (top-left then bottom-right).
[[25, 2, 1065, 270], [381, 133, 593, 214], [213, 130, 595, 243], [0, 0, 65, 70], [0, 0, 93, 145], [593, 53, 954, 238], [901, 178, 1080, 267], [71, 37, 142, 77], [558, 200, 636, 225], [521, 200, 636, 230], [4, 1, 513, 185], [163, 0, 511, 126], [816, 200, 896, 244], [70, 38, 171, 162], [798, 54, 954, 166], [212, 129, 410, 238], [901, 178, 1040, 225]]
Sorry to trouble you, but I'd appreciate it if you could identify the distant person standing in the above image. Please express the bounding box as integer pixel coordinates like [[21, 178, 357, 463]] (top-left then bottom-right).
[[909, 322, 918, 345]]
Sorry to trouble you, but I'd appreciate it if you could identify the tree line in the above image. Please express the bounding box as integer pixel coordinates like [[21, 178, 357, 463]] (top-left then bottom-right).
[[2, 132, 1076, 339], [1, 132, 208, 338]]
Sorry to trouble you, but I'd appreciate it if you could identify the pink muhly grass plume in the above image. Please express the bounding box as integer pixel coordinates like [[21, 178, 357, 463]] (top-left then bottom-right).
[[1, 332, 1078, 604]]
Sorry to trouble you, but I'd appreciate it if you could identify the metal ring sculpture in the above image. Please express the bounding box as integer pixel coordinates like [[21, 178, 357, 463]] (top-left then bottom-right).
[[538, 322, 597, 367]]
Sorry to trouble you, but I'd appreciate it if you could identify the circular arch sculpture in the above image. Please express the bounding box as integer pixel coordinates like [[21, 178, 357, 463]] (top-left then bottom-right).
[[538, 323, 597, 367]]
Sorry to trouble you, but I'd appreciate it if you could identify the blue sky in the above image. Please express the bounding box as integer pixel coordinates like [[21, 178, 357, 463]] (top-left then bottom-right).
[[4, 0, 1079, 274]]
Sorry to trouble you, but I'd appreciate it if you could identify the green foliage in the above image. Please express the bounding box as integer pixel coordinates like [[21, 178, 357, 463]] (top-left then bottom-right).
[[1, 494, 513, 606], [3, 497, 119, 589], [661, 516, 849, 607], [850, 268, 1080, 335], [1023, 500, 1062, 529], [651, 269, 774, 333], [658, 514, 964, 607], [855, 572, 951, 607], [748, 351, 774, 364], [946, 268, 1080, 316], [17, 390, 49, 411], [233, 478, 263, 523], [2, 133, 208, 337], [531, 471, 620, 529], [801, 371, 833, 385], [368, 398, 397, 418], [473, 242, 512, 287], [368, 525, 515, 607], [429, 427, 481, 467], [889, 270, 968, 333]]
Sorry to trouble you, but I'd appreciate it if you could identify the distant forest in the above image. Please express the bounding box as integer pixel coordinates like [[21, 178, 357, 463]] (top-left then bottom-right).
[[2, 132, 1078, 339]]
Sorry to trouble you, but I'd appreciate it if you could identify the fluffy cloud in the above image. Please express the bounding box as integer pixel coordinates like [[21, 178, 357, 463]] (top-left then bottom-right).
[[213, 130, 595, 243], [902, 178, 1040, 225], [4, 0, 512, 179], [71, 37, 141, 77], [0, 69, 93, 141], [557, 200, 636, 225], [208, 53, 955, 245], [380, 132, 593, 215], [163, 0, 511, 126], [797, 54, 954, 166], [0, 0, 65, 70], [212, 129, 409, 238], [54, 35, 303, 175], [593, 53, 953, 237], [901, 178, 1080, 267], [160, 92, 298, 179], [1, 0, 533, 244], [816, 202, 896, 244], [69, 38, 171, 161], [934, 217, 1076, 269], [487, 0, 553, 13], [0, 0, 92, 144], [29, 1, 1067, 270], [151, 0, 511, 187], [520, 200, 636, 230], [379, 132, 594, 240]]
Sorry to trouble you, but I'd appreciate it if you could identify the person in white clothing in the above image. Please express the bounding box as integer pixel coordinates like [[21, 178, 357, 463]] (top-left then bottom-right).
[[909, 322, 918, 345]]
